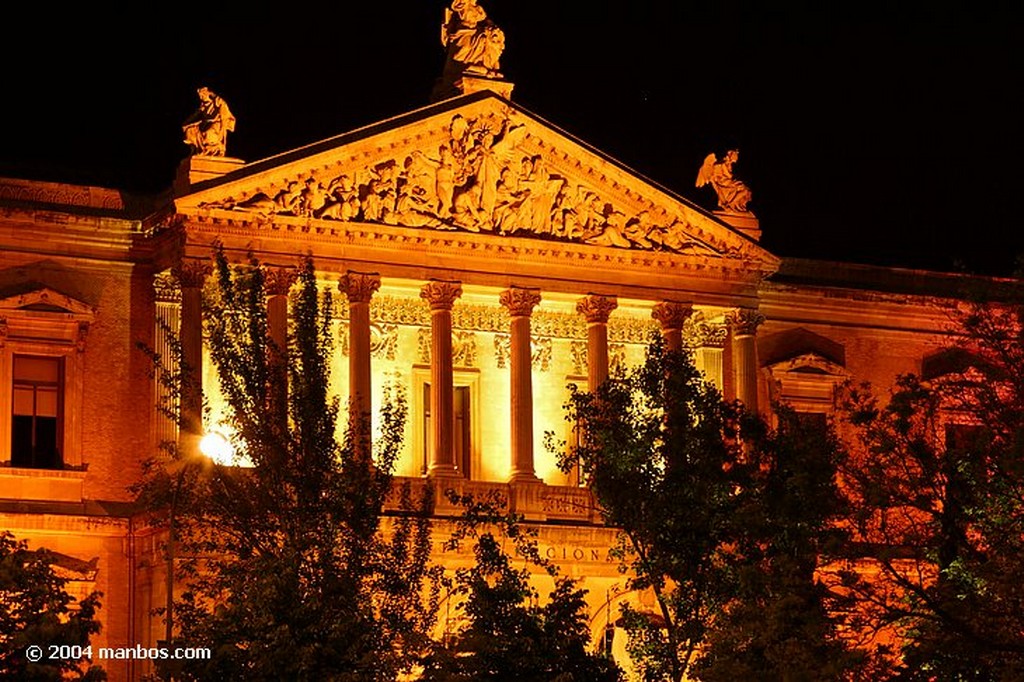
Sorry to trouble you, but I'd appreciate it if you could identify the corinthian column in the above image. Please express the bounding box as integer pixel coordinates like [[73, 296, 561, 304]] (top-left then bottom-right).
[[727, 309, 765, 412], [420, 280, 463, 477], [500, 287, 542, 482], [173, 260, 211, 448], [652, 301, 694, 353], [339, 272, 381, 454], [265, 268, 297, 425], [576, 294, 618, 391]]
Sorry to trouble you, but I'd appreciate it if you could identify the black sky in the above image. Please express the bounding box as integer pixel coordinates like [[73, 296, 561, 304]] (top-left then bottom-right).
[[1, 1, 1020, 276]]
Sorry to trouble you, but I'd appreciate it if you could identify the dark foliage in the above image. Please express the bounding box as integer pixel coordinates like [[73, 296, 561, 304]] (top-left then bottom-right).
[[420, 492, 622, 682], [134, 252, 439, 681], [0, 532, 106, 680]]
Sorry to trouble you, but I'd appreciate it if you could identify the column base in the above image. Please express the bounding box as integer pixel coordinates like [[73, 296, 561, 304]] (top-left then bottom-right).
[[508, 478, 547, 521]]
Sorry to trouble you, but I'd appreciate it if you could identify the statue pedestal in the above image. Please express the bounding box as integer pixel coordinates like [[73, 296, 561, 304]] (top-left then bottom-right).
[[454, 75, 515, 100], [174, 156, 245, 196], [714, 211, 761, 242]]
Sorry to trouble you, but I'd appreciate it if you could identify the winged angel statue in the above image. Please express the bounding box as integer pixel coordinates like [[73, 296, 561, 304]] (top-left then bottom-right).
[[696, 149, 753, 214]]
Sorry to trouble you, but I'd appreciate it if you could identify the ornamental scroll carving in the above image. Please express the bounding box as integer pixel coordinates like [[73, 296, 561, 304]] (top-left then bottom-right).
[[683, 311, 728, 348], [205, 111, 717, 256], [416, 328, 478, 367], [494, 333, 550, 371], [342, 323, 397, 360]]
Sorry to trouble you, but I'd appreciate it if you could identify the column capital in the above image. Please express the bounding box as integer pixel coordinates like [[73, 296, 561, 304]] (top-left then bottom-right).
[[173, 260, 212, 289], [684, 311, 728, 348], [651, 301, 694, 331], [420, 280, 463, 310], [726, 308, 766, 337], [264, 267, 298, 296], [339, 271, 382, 304], [500, 287, 541, 317], [576, 294, 618, 324]]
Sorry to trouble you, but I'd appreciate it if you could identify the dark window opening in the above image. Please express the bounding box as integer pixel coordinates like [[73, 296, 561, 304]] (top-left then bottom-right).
[[11, 355, 63, 469], [422, 383, 472, 478]]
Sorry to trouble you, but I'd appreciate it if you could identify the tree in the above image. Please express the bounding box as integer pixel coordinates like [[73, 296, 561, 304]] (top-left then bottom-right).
[[562, 338, 867, 681], [420, 493, 622, 682], [835, 295, 1024, 679], [134, 252, 439, 681], [696, 409, 868, 681], [0, 531, 106, 681], [560, 337, 746, 681]]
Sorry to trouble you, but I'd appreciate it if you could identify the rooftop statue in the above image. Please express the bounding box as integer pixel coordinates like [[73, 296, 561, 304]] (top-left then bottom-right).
[[441, 0, 505, 82], [182, 87, 236, 157], [696, 149, 753, 214]]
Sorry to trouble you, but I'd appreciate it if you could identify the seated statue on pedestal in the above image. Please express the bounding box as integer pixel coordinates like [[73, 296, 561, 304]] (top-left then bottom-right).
[[182, 87, 236, 157], [441, 0, 505, 82]]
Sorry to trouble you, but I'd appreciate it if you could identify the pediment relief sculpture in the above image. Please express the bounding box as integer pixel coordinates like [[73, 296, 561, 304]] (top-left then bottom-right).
[[202, 111, 728, 258]]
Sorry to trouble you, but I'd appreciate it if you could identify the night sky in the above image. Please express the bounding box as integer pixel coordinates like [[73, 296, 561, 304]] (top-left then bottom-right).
[[1, 2, 1019, 276]]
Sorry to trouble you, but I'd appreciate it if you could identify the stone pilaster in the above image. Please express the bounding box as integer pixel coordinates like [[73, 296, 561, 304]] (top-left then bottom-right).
[[576, 294, 618, 391], [727, 309, 765, 412], [685, 312, 728, 392], [652, 301, 694, 353], [172, 261, 211, 446], [420, 280, 463, 477], [340, 272, 382, 454], [500, 287, 542, 482]]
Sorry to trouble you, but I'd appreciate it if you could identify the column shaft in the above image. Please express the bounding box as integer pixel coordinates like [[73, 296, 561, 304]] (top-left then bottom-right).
[[727, 309, 765, 413], [174, 261, 210, 447], [340, 272, 381, 456], [421, 281, 463, 476], [577, 295, 618, 392], [501, 287, 542, 482]]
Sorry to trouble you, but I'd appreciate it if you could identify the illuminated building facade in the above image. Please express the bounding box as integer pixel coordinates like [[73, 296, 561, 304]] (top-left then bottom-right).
[[0, 75, 1002, 680]]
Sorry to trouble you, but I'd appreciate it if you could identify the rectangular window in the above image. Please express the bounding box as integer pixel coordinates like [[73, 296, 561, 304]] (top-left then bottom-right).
[[11, 355, 63, 469], [421, 382, 473, 478]]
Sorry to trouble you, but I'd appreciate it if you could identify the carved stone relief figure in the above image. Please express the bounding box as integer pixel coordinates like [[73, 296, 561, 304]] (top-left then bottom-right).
[[182, 87, 236, 157], [205, 111, 723, 257], [696, 149, 754, 214]]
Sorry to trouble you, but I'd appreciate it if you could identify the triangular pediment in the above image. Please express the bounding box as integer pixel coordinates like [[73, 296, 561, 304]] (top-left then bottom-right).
[[176, 92, 778, 272], [0, 285, 96, 319]]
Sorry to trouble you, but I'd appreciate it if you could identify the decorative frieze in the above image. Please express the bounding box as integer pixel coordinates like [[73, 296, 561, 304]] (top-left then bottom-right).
[[494, 333, 551, 371], [684, 311, 728, 348], [609, 343, 626, 374], [453, 330, 477, 368], [370, 323, 398, 361], [153, 271, 181, 303], [570, 340, 587, 376]]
